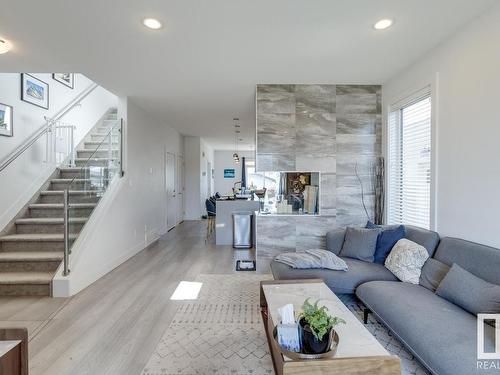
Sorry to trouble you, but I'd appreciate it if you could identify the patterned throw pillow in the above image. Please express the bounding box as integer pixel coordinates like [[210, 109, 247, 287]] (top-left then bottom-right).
[[385, 239, 429, 284]]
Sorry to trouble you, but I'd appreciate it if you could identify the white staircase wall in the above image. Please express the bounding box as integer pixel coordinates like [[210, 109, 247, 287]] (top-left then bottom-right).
[[53, 98, 184, 296], [0, 73, 118, 232]]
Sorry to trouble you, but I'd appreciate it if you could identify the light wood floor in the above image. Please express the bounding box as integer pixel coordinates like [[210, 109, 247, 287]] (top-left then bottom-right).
[[0, 220, 260, 375]]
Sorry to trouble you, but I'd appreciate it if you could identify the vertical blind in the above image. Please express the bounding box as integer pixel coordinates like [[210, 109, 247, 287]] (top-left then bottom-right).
[[388, 88, 432, 229]]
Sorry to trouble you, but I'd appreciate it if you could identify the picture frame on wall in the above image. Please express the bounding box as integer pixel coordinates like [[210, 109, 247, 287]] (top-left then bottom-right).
[[0, 103, 13, 137], [53, 73, 74, 89], [21, 73, 49, 109]]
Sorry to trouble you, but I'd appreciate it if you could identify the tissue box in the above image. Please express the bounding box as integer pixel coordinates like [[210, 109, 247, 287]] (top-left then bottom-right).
[[277, 323, 301, 352]]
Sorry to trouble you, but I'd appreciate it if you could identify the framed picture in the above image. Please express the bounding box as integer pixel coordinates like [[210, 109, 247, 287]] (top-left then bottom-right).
[[224, 169, 235, 178], [53, 73, 74, 89], [0, 103, 13, 137], [21, 73, 49, 109]]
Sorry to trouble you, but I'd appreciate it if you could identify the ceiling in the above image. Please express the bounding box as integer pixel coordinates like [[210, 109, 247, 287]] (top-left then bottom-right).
[[0, 0, 496, 150]]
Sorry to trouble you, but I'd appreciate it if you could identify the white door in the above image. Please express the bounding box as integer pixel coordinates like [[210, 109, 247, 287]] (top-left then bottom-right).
[[166, 152, 177, 231], [177, 155, 184, 224]]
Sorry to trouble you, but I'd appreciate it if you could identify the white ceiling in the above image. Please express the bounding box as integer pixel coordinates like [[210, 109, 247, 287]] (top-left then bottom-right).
[[0, 0, 496, 150]]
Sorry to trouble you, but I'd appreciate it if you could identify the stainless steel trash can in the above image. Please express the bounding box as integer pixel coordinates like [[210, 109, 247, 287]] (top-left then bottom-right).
[[232, 212, 253, 249]]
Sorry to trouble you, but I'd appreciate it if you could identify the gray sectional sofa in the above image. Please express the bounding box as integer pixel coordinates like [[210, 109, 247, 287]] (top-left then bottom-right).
[[270, 225, 499, 375]]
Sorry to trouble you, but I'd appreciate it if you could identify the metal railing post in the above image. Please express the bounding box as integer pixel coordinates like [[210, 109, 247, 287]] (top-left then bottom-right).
[[119, 118, 124, 177], [63, 189, 70, 276]]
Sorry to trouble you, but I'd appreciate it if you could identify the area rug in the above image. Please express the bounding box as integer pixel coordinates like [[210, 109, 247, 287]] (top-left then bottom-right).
[[141, 274, 429, 375]]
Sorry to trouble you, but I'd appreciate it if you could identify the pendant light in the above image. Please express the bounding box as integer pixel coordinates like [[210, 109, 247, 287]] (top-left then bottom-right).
[[233, 118, 240, 164]]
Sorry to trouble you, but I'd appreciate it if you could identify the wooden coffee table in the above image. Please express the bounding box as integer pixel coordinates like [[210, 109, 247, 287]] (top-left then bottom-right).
[[260, 279, 401, 375]]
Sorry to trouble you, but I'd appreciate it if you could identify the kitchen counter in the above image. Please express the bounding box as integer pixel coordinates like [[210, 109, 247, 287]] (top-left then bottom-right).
[[256, 211, 319, 217], [215, 200, 260, 246]]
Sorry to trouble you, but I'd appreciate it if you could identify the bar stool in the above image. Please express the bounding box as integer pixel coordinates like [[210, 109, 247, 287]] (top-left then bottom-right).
[[205, 198, 216, 241]]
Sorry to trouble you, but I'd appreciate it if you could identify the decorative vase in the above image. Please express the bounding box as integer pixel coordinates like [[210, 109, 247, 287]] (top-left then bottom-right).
[[299, 317, 332, 354]]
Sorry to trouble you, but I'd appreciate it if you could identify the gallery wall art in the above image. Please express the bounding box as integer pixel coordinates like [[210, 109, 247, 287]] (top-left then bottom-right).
[[53, 73, 74, 89], [0, 103, 13, 137], [21, 73, 49, 109]]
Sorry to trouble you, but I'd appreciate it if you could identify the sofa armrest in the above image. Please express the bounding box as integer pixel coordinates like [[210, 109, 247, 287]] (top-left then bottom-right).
[[326, 228, 346, 255]]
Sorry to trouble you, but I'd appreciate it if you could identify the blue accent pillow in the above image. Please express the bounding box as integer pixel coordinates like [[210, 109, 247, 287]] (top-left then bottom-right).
[[366, 221, 406, 264]]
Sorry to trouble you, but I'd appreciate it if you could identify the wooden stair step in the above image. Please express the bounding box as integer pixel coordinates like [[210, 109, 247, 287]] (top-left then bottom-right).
[[40, 190, 102, 196], [15, 217, 88, 225], [0, 234, 66, 242], [28, 203, 97, 209], [0, 251, 63, 262], [0, 272, 53, 285]]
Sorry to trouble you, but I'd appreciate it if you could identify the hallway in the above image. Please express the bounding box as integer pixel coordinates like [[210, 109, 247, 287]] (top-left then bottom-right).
[[0, 221, 257, 375]]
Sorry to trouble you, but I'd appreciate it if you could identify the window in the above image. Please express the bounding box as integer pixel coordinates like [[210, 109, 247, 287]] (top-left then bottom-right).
[[388, 88, 432, 229], [245, 161, 279, 192]]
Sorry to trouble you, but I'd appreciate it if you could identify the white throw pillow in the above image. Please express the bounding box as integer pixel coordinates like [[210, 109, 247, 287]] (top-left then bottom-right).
[[385, 239, 429, 284]]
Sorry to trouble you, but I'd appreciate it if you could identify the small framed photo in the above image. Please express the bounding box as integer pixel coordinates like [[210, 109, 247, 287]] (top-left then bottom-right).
[[53, 73, 74, 89], [0, 103, 13, 137], [21, 73, 49, 109]]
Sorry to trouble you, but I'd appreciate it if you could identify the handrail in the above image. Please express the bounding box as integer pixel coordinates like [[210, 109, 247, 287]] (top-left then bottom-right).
[[62, 118, 124, 276], [0, 82, 99, 173]]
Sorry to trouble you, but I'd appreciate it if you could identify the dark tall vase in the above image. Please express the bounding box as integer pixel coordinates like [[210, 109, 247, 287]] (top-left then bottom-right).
[[299, 317, 332, 354]]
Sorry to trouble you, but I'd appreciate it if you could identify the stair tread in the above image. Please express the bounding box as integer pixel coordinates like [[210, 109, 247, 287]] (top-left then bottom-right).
[[0, 272, 53, 284], [0, 251, 63, 262], [16, 217, 88, 224], [51, 178, 110, 182], [40, 190, 102, 195], [29, 203, 97, 208], [84, 141, 119, 145], [74, 157, 115, 161], [0, 233, 69, 242], [58, 167, 109, 171]]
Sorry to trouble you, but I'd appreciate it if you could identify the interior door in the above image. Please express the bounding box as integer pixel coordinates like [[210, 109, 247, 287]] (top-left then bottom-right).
[[166, 152, 177, 231], [177, 155, 184, 224]]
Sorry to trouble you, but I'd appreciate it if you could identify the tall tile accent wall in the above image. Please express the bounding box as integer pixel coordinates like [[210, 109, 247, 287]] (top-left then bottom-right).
[[255, 84, 382, 271]]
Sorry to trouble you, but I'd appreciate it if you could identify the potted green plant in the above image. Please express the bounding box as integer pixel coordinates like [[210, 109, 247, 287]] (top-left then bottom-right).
[[299, 298, 346, 354]]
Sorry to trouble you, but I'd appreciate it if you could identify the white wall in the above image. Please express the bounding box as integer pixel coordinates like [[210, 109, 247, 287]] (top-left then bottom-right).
[[214, 150, 255, 196], [200, 139, 214, 209], [183, 136, 201, 220], [53, 98, 184, 296], [383, 5, 500, 248], [0, 73, 117, 231], [183, 136, 215, 219]]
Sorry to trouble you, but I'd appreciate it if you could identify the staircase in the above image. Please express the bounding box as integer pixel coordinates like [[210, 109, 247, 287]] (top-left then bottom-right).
[[0, 109, 119, 296]]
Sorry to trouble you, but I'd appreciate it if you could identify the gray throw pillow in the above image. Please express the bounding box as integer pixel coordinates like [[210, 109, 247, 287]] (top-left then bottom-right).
[[340, 227, 380, 263], [419, 258, 451, 292], [436, 263, 500, 315]]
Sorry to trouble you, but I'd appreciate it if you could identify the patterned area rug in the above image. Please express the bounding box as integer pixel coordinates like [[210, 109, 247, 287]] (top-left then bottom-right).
[[141, 274, 429, 375]]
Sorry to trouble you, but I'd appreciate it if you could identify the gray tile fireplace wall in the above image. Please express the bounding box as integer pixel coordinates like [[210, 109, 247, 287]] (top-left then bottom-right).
[[255, 84, 382, 270]]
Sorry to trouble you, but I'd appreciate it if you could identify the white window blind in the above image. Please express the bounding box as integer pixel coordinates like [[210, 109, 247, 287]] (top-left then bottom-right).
[[388, 88, 431, 229]]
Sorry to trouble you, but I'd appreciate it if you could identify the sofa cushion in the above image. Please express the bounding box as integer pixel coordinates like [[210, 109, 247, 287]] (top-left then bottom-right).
[[356, 281, 497, 375], [366, 221, 406, 264], [419, 258, 450, 292], [433, 237, 500, 285], [404, 225, 440, 257], [340, 227, 380, 262], [325, 228, 346, 255], [384, 239, 429, 284], [270, 257, 397, 294], [436, 263, 500, 315]]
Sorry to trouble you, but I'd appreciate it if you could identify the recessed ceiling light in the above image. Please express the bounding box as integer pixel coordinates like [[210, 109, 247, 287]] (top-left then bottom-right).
[[374, 19, 394, 30], [142, 18, 163, 30], [0, 38, 12, 54]]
